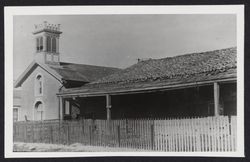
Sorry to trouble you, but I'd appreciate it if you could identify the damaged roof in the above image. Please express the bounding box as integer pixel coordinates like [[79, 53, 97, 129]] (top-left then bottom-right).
[[60, 47, 237, 96]]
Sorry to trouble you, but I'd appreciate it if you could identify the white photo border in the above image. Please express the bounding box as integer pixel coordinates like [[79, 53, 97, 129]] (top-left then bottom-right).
[[4, 5, 245, 158]]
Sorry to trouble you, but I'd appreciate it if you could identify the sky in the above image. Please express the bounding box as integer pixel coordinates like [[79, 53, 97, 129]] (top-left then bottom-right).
[[13, 14, 236, 80]]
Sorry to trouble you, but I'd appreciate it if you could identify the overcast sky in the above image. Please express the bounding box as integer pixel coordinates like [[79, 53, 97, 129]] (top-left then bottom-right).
[[13, 14, 236, 80]]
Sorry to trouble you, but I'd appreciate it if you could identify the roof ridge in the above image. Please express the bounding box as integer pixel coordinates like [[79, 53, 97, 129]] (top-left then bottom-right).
[[59, 61, 122, 70], [143, 46, 237, 63]]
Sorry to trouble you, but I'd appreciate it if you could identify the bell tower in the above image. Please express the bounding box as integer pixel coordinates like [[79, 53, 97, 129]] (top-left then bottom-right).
[[33, 21, 62, 65]]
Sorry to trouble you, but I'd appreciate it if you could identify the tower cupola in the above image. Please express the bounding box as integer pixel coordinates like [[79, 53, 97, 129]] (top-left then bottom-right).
[[33, 21, 62, 64]]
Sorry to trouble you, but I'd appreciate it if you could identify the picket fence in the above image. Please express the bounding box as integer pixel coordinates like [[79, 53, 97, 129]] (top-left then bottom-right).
[[13, 116, 237, 152]]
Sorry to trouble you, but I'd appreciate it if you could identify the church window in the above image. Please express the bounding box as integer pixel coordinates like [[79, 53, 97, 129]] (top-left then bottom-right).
[[52, 38, 56, 53], [36, 38, 39, 51], [47, 36, 51, 52], [36, 37, 43, 52], [39, 37, 43, 51], [35, 75, 43, 96]]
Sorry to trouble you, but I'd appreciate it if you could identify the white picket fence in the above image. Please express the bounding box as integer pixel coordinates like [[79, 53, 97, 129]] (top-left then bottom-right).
[[154, 116, 237, 152], [14, 116, 237, 152]]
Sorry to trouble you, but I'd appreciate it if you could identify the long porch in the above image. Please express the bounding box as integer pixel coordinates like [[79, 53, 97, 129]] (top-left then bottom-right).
[[58, 81, 236, 120]]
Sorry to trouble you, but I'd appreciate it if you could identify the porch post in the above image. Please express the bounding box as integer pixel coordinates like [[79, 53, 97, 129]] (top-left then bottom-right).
[[58, 96, 64, 120], [106, 94, 112, 121], [213, 82, 220, 116], [62, 98, 65, 120]]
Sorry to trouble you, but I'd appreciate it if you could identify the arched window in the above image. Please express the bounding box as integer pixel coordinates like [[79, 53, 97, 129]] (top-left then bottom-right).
[[52, 38, 56, 53], [47, 36, 51, 52], [34, 101, 43, 120], [36, 37, 43, 52], [39, 37, 43, 51], [35, 75, 43, 96], [36, 38, 39, 52]]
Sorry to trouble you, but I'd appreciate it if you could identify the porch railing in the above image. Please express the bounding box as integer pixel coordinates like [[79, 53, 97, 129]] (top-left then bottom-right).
[[13, 115, 236, 152]]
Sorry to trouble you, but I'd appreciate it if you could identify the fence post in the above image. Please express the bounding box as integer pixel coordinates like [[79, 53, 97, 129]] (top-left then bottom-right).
[[126, 119, 128, 134], [67, 123, 70, 145], [117, 125, 121, 147], [151, 124, 154, 150], [50, 125, 53, 144], [31, 124, 34, 143], [39, 122, 42, 142], [82, 121, 85, 144], [13, 124, 16, 142], [195, 118, 201, 151], [58, 121, 61, 144], [24, 125, 27, 143], [89, 125, 92, 145]]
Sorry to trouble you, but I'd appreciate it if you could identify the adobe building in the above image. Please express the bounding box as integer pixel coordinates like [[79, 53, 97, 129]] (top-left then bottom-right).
[[14, 22, 121, 121], [58, 47, 237, 120]]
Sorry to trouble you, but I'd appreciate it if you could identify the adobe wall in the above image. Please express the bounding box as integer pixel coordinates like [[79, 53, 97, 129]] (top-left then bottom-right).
[[20, 66, 61, 121]]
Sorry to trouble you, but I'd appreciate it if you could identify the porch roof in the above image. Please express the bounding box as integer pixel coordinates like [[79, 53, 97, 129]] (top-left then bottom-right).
[[58, 47, 237, 97]]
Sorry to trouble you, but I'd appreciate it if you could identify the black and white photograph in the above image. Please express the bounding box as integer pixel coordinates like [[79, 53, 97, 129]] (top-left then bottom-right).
[[4, 6, 244, 157]]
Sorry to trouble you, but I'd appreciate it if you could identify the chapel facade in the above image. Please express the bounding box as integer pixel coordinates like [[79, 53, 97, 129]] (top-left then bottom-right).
[[14, 22, 121, 121]]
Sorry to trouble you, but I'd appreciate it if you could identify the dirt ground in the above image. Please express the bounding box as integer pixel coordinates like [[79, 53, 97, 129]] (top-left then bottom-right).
[[13, 142, 146, 152]]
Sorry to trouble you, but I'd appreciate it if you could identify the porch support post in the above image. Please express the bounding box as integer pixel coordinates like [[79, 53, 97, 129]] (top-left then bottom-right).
[[213, 82, 220, 116], [58, 96, 64, 120], [106, 94, 111, 121], [62, 97, 65, 120]]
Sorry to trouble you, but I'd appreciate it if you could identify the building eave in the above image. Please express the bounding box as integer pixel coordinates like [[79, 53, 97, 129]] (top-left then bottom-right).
[[57, 77, 236, 98]]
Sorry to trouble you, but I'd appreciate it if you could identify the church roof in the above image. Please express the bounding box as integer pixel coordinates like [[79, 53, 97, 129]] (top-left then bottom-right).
[[49, 62, 122, 82], [60, 47, 237, 97], [14, 61, 121, 88]]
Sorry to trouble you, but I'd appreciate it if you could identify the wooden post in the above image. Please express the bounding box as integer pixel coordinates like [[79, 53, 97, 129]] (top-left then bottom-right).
[[117, 125, 121, 147], [214, 82, 220, 116], [106, 95, 111, 121], [151, 124, 154, 150], [32, 125, 34, 143], [89, 125, 92, 145], [58, 96, 64, 120], [106, 95, 112, 134], [24, 125, 27, 143], [58, 121, 61, 144], [67, 124, 70, 145], [50, 125, 53, 144], [39, 122, 42, 142]]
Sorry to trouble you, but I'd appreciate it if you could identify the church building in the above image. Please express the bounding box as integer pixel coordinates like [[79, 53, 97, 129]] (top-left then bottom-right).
[[14, 22, 121, 121]]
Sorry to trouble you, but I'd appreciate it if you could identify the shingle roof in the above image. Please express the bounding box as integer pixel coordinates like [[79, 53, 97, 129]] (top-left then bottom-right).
[[61, 47, 236, 96], [93, 47, 236, 84], [49, 62, 121, 82]]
